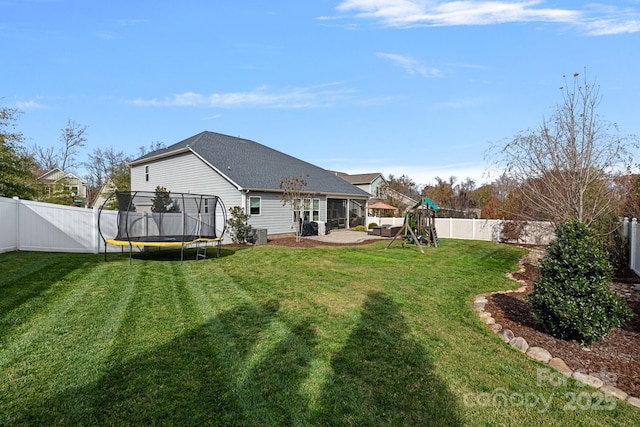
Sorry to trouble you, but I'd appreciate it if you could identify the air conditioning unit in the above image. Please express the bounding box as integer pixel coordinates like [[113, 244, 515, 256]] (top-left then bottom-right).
[[253, 228, 267, 245]]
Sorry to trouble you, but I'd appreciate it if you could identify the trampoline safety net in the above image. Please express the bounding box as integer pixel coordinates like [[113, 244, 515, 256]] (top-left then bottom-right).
[[98, 190, 228, 262]]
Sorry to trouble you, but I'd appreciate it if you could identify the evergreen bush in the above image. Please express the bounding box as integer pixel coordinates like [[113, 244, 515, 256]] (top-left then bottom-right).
[[368, 222, 378, 229], [528, 220, 634, 345], [226, 206, 252, 244]]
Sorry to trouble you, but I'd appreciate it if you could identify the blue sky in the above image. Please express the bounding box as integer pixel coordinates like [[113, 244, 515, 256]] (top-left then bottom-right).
[[2, 0, 639, 187]]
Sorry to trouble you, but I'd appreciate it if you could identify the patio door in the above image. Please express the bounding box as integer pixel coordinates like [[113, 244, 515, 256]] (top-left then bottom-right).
[[327, 199, 346, 229]]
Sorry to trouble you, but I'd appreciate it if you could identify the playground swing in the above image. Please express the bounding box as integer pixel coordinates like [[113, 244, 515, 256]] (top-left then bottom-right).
[[386, 197, 439, 253]]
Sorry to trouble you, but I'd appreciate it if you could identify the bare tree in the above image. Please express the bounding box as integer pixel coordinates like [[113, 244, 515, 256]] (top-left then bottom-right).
[[83, 146, 131, 202], [386, 174, 420, 199], [280, 175, 310, 242], [30, 119, 88, 172], [59, 119, 87, 172], [31, 145, 58, 170], [422, 176, 478, 217], [488, 71, 638, 227], [137, 141, 166, 158]]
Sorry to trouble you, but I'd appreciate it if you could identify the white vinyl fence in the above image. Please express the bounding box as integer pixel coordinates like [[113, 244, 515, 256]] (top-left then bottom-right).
[[622, 217, 640, 276], [367, 215, 555, 245], [0, 196, 118, 254], [1, 196, 556, 255]]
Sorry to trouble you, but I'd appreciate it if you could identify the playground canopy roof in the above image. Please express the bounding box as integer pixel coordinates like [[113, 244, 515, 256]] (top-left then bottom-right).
[[412, 197, 440, 211]]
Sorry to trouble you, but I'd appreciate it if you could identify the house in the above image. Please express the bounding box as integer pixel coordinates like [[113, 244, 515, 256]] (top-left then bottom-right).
[[330, 171, 387, 198], [128, 131, 371, 236], [34, 168, 88, 206], [333, 171, 418, 213], [91, 177, 118, 209]]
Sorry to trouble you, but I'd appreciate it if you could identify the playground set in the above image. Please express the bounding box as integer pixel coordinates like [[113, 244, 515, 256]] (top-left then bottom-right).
[[386, 197, 439, 253]]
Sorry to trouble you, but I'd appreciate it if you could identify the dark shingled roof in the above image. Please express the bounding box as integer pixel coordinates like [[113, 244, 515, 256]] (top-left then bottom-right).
[[133, 131, 370, 197]]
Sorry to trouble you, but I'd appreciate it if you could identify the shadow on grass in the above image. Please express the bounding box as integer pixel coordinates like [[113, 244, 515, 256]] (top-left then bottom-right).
[[11, 299, 318, 425], [312, 292, 463, 426], [0, 252, 96, 339], [104, 244, 250, 263], [10, 293, 462, 425]]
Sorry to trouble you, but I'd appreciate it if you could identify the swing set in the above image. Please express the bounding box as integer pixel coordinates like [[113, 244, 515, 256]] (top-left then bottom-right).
[[386, 197, 439, 253]]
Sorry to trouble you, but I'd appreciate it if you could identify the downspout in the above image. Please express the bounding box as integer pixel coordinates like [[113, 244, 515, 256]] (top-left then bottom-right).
[[241, 189, 249, 211]]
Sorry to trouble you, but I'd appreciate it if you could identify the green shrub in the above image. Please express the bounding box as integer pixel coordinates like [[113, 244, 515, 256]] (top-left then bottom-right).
[[368, 222, 378, 229], [528, 220, 634, 345], [354, 225, 366, 232], [226, 206, 252, 243]]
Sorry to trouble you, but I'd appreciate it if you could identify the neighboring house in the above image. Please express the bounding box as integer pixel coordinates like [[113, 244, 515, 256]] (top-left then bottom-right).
[[34, 168, 88, 206], [91, 177, 118, 209], [331, 171, 387, 198], [128, 131, 371, 236], [333, 171, 418, 212]]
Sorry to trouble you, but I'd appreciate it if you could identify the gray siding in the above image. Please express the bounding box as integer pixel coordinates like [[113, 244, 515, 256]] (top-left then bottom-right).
[[130, 152, 242, 242], [245, 192, 327, 235], [131, 152, 241, 206]]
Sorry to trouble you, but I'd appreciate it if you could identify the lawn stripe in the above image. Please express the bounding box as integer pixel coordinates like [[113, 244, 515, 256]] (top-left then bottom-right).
[[2, 243, 640, 425], [0, 259, 140, 422]]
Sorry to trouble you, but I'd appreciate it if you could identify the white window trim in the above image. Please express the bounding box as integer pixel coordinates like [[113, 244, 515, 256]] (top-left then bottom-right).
[[249, 196, 262, 216], [293, 198, 320, 222]]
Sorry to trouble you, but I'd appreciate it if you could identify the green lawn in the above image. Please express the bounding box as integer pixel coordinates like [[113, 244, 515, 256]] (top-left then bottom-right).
[[1, 240, 638, 426]]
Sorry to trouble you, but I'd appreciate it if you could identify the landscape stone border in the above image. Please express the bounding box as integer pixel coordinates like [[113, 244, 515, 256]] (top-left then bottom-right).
[[474, 267, 640, 410]]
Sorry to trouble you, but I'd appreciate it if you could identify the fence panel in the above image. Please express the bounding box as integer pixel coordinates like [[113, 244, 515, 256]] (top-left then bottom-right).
[[0, 197, 120, 254], [1, 196, 560, 255], [627, 218, 640, 276], [18, 200, 97, 253], [0, 197, 18, 253]]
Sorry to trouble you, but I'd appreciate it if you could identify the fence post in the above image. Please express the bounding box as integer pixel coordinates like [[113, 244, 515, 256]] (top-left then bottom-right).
[[472, 218, 476, 240], [13, 196, 20, 251], [631, 218, 638, 271]]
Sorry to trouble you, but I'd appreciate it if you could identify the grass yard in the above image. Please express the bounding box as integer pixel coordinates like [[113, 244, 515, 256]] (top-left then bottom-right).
[[1, 240, 639, 426]]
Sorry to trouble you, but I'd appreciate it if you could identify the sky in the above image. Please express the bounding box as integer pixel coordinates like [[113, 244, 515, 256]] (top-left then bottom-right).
[[2, 0, 640, 188]]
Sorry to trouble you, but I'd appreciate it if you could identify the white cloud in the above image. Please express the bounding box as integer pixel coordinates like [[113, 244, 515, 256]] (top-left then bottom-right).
[[15, 100, 48, 110], [377, 52, 442, 77], [580, 4, 640, 35], [336, 0, 640, 34], [129, 83, 356, 109]]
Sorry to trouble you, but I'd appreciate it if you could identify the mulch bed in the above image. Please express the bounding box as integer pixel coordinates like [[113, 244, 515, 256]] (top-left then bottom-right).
[[263, 237, 640, 398], [485, 259, 640, 398]]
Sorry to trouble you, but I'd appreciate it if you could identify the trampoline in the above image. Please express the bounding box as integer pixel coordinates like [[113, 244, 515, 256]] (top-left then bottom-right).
[[98, 190, 227, 263]]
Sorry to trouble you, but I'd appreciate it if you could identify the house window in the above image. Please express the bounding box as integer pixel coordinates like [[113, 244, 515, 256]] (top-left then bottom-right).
[[204, 198, 209, 214], [294, 198, 320, 222], [145, 165, 149, 182], [249, 197, 261, 215]]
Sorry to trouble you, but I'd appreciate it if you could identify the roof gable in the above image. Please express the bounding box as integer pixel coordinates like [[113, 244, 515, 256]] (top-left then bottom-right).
[[332, 171, 385, 185], [133, 131, 370, 197]]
